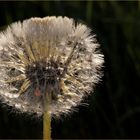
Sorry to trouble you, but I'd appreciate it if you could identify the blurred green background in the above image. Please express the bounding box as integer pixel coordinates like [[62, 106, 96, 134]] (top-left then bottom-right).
[[0, 1, 140, 139]]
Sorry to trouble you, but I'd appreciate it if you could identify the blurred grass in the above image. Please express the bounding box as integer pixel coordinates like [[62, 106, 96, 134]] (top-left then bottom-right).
[[0, 1, 140, 139]]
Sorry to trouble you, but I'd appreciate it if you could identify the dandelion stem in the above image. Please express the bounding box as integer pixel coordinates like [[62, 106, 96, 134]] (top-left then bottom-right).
[[43, 91, 51, 140], [43, 109, 51, 140]]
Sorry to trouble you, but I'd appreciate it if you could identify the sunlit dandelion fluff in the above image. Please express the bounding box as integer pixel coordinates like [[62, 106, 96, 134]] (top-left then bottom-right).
[[0, 16, 104, 117]]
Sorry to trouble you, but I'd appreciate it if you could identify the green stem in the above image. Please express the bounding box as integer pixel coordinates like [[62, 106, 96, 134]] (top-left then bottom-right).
[[43, 89, 51, 140], [43, 110, 51, 140]]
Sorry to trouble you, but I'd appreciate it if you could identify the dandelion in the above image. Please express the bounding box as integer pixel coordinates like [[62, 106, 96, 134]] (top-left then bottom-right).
[[0, 16, 104, 139]]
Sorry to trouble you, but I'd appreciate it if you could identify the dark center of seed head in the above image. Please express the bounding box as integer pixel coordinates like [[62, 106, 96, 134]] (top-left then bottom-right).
[[25, 61, 61, 87]]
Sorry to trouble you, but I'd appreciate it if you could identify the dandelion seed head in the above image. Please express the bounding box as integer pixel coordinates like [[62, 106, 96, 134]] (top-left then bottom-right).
[[0, 16, 104, 117]]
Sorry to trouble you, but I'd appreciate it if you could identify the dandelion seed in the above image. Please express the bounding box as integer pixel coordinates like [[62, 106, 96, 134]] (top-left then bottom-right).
[[0, 16, 104, 116]]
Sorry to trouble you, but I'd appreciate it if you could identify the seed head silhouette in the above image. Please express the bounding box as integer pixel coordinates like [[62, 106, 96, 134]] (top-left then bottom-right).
[[0, 16, 104, 117]]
